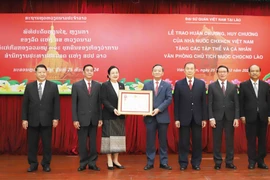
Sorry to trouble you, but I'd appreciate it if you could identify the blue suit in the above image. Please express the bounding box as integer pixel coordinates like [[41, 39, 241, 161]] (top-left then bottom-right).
[[143, 80, 172, 166], [173, 78, 207, 167]]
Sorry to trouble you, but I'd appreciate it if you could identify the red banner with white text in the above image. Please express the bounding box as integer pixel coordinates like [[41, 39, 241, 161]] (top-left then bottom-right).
[[0, 14, 269, 94]]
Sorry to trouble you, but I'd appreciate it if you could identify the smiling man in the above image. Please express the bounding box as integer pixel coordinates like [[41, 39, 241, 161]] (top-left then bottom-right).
[[208, 65, 239, 170], [142, 64, 172, 171], [173, 62, 207, 171]]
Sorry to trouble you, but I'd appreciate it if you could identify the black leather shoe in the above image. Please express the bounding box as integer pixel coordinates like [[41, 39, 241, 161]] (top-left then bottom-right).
[[144, 164, 154, 170], [27, 166, 38, 172], [43, 166, 51, 172], [113, 162, 125, 169], [258, 163, 269, 169], [248, 164, 255, 169], [214, 165, 221, 170], [107, 164, 114, 170], [226, 164, 237, 169], [88, 165, 100, 171], [180, 166, 187, 171], [192, 165, 200, 170], [160, 164, 172, 170], [77, 166, 86, 171]]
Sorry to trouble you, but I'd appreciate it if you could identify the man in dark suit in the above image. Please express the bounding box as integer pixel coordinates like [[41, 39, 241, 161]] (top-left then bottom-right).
[[142, 64, 172, 170], [72, 64, 103, 171], [22, 64, 60, 172], [239, 64, 270, 169], [173, 62, 207, 171], [208, 65, 239, 170]]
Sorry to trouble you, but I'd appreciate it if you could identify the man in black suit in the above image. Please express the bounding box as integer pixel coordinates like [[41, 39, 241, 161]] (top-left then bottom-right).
[[239, 64, 270, 169], [22, 64, 60, 172], [208, 65, 239, 170], [173, 62, 207, 171], [72, 64, 103, 171]]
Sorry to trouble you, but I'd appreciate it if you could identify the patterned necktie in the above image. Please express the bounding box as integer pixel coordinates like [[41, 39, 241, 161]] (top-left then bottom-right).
[[88, 82, 91, 94], [221, 82, 225, 95], [38, 82, 42, 99], [188, 79, 192, 90], [253, 82, 258, 97], [155, 81, 159, 96]]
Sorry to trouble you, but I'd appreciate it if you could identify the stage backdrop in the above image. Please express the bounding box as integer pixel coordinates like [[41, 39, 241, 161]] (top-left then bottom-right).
[[0, 14, 270, 94]]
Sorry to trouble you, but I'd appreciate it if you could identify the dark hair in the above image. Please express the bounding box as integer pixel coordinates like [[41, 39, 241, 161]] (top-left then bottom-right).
[[216, 65, 229, 73], [107, 65, 119, 79], [83, 64, 94, 71], [184, 62, 196, 69], [152, 64, 164, 72], [35, 64, 47, 71], [248, 64, 261, 72]]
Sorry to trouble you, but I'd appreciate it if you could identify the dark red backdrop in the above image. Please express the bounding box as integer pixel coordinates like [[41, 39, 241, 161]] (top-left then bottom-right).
[[1, 0, 270, 155]]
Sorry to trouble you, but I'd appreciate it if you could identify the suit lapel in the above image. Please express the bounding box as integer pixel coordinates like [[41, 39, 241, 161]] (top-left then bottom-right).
[[215, 81, 224, 96], [156, 81, 164, 97], [89, 81, 97, 97], [258, 80, 263, 99], [247, 80, 257, 98], [183, 78, 190, 91], [81, 80, 89, 96], [150, 80, 155, 92], [33, 81, 40, 101], [119, 82, 124, 90], [41, 81, 50, 101], [225, 82, 233, 97], [107, 81, 118, 97]]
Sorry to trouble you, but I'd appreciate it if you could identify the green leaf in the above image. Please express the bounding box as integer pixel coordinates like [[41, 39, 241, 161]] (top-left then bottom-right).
[[144, 79, 152, 83], [8, 80, 19, 85], [50, 80, 62, 85], [263, 73, 270, 80], [0, 76, 11, 80], [22, 79, 28, 84], [135, 78, 141, 83], [124, 82, 134, 86], [119, 78, 126, 83], [64, 79, 71, 85]]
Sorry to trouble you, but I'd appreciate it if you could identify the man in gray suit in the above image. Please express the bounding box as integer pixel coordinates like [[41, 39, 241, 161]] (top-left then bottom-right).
[[72, 64, 103, 171], [142, 64, 172, 170], [208, 65, 239, 170]]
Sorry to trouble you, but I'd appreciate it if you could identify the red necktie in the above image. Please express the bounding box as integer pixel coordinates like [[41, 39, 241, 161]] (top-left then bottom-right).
[[188, 79, 192, 90], [88, 82, 91, 94], [155, 81, 159, 96], [221, 82, 225, 95]]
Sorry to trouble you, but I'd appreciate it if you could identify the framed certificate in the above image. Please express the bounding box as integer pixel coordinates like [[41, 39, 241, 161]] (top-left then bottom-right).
[[118, 90, 153, 115]]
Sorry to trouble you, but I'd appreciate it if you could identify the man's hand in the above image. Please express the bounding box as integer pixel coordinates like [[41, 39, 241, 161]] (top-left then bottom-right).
[[210, 119, 216, 128], [241, 117, 246, 124], [202, 120, 207, 128], [233, 119, 239, 128], [53, 119, 59, 128], [22, 120, 28, 130], [175, 120, 180, 128], [268, 117, 270, 125], [73, 121, 80, 129], [114, 109, 121, 116], [151, 108, 160, 116], [98, 120, 103, 127]]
